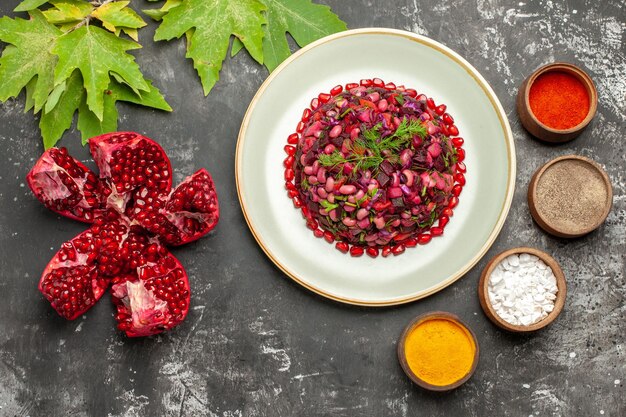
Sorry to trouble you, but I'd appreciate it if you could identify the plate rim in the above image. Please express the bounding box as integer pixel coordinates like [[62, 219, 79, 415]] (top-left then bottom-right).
[[235, 28, 516, 307]]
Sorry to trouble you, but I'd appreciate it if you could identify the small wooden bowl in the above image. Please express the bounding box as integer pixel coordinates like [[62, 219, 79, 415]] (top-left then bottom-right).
[[528, 155, 612, 238], [397, 311, 479, 391], [517, 62, 597, 142], [478, 247, 566, 332]]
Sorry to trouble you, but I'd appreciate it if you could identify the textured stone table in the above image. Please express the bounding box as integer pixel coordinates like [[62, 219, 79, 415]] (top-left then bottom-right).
[[0, 0, 624, 416]]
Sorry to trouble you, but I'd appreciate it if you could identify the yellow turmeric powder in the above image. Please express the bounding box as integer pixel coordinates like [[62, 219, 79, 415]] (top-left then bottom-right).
[[404, 318, 476, 386]]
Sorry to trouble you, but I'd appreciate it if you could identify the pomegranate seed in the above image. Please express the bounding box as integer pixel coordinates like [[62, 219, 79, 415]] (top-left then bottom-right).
[[456, 161, 466, 173], [404, 238, 418, 248], [452, 184, 462, 197], [372, 78, 385, 88], [442, 207, 453, 217], [292, 196, 302, 208], [430, 227, 443, 237], [435, 104, 447, 115], [287, 133, 299, 144], [284, 169, 294, 181], [300, 206, 310, 218], [283, 156, 295, 168], [406, 89, 418, 98], [284, 145, 296, 155], [392, 245, 405, 255], [287, 189, 298, 198], [381, 246, 392, 257], [426, 98, 436, 109], [313, 229, 324, 238], [335, 242, 349, 253], [451, 137, 464, 147], [438, 216, 449, 228], [456, 148, 465, 162], [442, 113, 454, 125], [417, 234, 432, 245], [318, 93, 331, 104], [285, 181, 295, 191], [384, 82, 396, 90], [449, 125, 459, 136], [448, 196, 459, 208], [310, 98, 319, 110], [350, 246, 364, 257], [455, 173, 466, 186], [366, 247, 379, 258], [323, 231, 335, 243], [301, 108, 312, 122], [360, 79, 373, 87], [345, 83, 359, 90], [306, 219, 318, 230], [296, 121, 306, 133], [330, 85, 343, 96]]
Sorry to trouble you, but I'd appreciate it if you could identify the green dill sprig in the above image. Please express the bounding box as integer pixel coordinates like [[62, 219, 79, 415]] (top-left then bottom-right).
[[318, 118, 427, 175]]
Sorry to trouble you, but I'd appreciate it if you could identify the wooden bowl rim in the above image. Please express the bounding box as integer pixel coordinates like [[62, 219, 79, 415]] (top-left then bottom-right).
[[478, 247, 567, 332], [522, 62, 598, 134], [528, 154, 613, 238], [397, 311, 479, 391]]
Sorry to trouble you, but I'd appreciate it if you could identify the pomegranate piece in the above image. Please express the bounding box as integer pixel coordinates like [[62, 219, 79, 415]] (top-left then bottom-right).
[[27, 132, 220, 337], [111, 250, 190, 337], [26, 147, 102, 223], [132, 169, 220, 246], [89, 132, 172, 194], [39, 227, 118, 320]]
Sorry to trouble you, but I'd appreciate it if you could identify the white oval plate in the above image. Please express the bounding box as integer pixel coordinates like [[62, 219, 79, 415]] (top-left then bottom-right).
[[236, 28, 515, 306]]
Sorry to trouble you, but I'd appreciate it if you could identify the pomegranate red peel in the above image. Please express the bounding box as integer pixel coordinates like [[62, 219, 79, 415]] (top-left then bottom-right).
[[88, 132, 173, 194], [26, 147, 101, 223], [27, 132, 219, 337], [39, 227, 113, 320], [111, 251, 190, 337], [132, 168, 220, 246]]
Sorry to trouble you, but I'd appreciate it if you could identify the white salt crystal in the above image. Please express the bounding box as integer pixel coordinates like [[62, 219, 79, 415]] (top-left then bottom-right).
[[487, 253, 559, 326]]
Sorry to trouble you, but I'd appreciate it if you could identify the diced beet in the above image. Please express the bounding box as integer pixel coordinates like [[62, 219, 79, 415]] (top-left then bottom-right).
[[377, 171, 390, 187], [380, 160, 394, 176]]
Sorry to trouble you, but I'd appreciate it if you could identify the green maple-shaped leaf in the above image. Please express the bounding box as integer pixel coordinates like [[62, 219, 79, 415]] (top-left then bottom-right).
[[0, 10, 61, 113], [14, 0, 49, 12], [259, 0, 347, 72], [40, 69, 171, 148], [40, 70, 83, 149], [142, 0, 182, 21], [154, 0, 266, 95], [92, 1, 146, 33], [77, 78, 172, 143], [42, 0, 94, 25], [53, 24, 150, 121]]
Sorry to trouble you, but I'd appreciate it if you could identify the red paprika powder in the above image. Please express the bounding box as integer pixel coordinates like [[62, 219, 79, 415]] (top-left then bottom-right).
[[528, 71, 590, 130]]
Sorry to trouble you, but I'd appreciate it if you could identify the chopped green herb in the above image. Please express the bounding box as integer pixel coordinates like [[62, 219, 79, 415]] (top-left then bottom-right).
[[318, 118, 427, 176], [320, 200, 338, 211]]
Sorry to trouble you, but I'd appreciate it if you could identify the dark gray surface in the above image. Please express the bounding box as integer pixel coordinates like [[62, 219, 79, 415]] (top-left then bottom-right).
[[1, 0, 624, 416]]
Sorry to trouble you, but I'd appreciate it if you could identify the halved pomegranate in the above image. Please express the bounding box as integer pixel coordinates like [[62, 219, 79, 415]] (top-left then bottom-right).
[[28, 132, 219, 337]]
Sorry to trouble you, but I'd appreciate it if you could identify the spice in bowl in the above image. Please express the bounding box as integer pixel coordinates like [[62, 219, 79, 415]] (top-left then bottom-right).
[[516, 62, 597, 142], [487, 253, 557, 326], [529, 71, 589, 130], [528, 155, 613, 238], [478, 247, 567, 332], [398, 312, 478, 391]]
